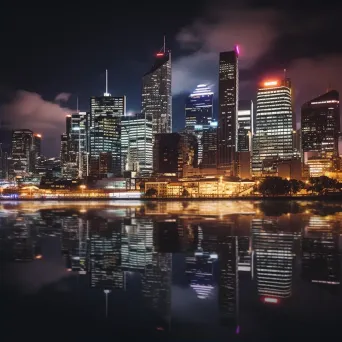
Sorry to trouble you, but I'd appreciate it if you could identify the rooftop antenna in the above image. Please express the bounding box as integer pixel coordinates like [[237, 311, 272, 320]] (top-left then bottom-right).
[[284, 68, 287, 81], [76, 96, 79, 113], [163, 35, 166, 53], [104, 69, 111, 96]]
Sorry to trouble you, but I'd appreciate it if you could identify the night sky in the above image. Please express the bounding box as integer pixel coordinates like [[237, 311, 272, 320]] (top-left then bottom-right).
[[1, 0, 342, 156]]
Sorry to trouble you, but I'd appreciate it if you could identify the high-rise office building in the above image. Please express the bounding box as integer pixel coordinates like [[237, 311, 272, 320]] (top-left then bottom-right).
[[60, 133, 68, 164], [202, 121, 218, 169], [89, 93, 125, 177], [301, 90, 340, 160], [10, 129, 34, 177], [142, 48, 172, 137], [185, 84, 213, 128], [0, 144, 9, 179], [252, 219, 295, 302], [218, 48, 239, 174], [121, 113, 153, 175], [69, 112, 88, 177], [185, 84, 214, 165], [237, 100, 253, 152], [252, 79, 293, 176]]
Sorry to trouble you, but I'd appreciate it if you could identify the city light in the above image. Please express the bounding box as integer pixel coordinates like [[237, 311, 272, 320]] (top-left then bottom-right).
[[263, 297, 279, 304], [263, 80, 278, 87], [156, 53, 164, 57]]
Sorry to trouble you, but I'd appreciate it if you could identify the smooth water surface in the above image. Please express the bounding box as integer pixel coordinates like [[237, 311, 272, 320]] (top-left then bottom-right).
[[1, 200, 342, 341]]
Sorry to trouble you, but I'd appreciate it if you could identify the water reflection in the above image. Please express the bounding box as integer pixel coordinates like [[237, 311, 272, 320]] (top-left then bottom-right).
[[1, 200, 342, 340]]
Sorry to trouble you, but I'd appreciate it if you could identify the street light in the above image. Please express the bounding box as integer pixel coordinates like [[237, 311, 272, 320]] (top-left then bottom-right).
[[79, 184, 86, 196]]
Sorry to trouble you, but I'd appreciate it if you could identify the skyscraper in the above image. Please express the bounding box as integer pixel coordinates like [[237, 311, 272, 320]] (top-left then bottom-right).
[[202, 121, 218, 169], [121, 113, 153, 175], [301, 90, 340, 160], [252, 79, 293, 176], [142, 47, 172, 137], [185, 84, 213, 128], [237, 100, 253, 152], [217, 47, 239, 174], [89, 74, 126, 177], [185, 84, 214, 165], [10, 129, 34, 177]]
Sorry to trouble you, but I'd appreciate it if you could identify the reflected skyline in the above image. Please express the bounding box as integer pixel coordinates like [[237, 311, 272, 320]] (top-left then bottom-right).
[[1, 200, 342, 340]]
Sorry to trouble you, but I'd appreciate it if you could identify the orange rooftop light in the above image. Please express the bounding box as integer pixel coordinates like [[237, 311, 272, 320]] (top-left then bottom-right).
[[263, 80, 279, 87]]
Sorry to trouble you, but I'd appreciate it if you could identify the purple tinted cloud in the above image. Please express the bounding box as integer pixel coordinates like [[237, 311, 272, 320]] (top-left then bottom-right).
[[0, 90, 75, 156]]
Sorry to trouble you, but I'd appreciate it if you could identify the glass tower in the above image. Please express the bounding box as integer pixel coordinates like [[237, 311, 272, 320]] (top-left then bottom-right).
[[121, 113, 153, 176], [185, 84, 214, 164], [237, 100, 253, 152], [89, 95, 126, 177], [301, 90, 340, 158], [142, 50, 172, 137], [218, 48, 239, 174], [252, 80, 293, 176], [10, 129, 34, 177]]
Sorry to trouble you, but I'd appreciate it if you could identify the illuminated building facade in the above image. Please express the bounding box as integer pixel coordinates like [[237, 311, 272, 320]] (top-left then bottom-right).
[[202, 121, 218, 168], [89, 96, 125, 177], [60, 133, 68, 164], [252, 80, 293, 176], [302, 216, 340, 289], [185, 84, 214, 128], [252, 219, 295, 301], [68, 112, 88, 177], [153, 133, 184, 177], [218, 48, 239, 174], [10, 129, 34, 177], [121, 113, 153, 176], [142, 49, 172, 137], [301, 90, 340, 160], [237, 100, 253, 152]]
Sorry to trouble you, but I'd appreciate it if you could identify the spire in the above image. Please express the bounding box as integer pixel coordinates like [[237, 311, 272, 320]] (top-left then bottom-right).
[[163, 35, 166, 53], [104, 69, 111, 96], [76, 96, 79, 113]]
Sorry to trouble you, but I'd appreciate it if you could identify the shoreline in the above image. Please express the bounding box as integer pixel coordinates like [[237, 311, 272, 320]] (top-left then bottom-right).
[[1, 194, 342, 202]]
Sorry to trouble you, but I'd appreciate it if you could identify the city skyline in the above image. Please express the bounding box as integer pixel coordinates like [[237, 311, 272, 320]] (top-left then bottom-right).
[[1, 1, 342, 156]]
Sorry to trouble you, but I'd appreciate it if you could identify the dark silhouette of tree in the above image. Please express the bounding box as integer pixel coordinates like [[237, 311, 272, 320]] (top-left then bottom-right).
[[288, 179, 305, 195], [308, 176, 339, 194], [182, 188, 190, 197], [259, 177, 288, 196], [145, 188, 157, 197]]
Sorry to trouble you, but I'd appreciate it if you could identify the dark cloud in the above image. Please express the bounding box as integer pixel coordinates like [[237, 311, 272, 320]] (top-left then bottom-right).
[[173, 0, 342, 106], [0, 90, 75, 156]]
